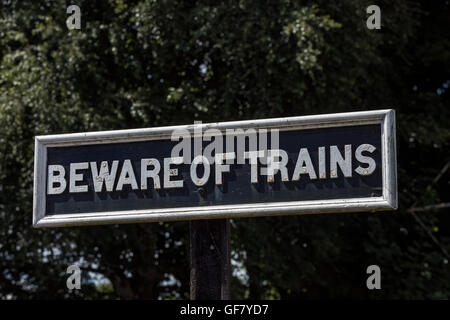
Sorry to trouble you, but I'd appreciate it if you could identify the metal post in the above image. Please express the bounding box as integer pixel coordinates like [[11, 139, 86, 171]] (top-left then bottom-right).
[[190, 219, 231, 300]]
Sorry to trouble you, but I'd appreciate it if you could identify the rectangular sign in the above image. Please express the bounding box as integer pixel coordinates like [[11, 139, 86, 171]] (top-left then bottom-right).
[[33, 109, 397, 227]]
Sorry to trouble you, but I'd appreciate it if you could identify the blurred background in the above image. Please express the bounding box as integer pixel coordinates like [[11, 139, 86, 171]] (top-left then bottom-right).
[[0, 0, 448, 299]]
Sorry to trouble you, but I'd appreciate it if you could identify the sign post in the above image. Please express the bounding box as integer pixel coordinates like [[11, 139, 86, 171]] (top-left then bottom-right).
[[190, 219, 230, 300], [33, 109, 397, 299]]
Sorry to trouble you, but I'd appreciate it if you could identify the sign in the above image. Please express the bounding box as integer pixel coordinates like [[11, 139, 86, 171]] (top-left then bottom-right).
[[33, 109, 397, 227]]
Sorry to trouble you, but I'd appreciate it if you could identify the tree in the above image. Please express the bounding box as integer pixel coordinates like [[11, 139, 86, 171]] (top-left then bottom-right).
[[0, 0, 448, 299]]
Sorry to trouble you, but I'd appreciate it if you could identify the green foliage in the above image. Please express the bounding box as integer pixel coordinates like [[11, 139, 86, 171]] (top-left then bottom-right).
[[0, 0, 448, 299]]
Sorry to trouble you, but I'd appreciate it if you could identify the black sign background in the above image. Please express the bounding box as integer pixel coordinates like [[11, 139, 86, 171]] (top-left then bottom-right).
[[46, 124, 382, 215]]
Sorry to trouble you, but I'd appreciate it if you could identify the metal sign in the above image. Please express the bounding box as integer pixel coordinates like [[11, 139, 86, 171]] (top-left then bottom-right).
[[33, 109, 397, 228]]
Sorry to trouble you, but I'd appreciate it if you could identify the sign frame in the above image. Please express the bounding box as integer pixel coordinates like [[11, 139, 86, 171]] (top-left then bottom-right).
[[33, 109, 397, 228]]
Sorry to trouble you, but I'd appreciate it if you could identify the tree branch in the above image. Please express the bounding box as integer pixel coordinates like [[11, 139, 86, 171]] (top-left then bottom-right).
[[407, 160, 450, 258], [407, 202, 450, 213]]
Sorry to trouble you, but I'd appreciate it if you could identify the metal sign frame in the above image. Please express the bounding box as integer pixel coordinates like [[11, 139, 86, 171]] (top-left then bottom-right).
[[33, 109, 397, 228]]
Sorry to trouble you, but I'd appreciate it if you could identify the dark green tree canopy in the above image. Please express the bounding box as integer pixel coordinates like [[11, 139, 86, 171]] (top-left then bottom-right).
[[0, 0, 448, 299]]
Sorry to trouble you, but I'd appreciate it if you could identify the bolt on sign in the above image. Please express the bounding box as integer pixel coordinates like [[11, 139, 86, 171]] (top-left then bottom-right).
[[33, 110, 397, 228]]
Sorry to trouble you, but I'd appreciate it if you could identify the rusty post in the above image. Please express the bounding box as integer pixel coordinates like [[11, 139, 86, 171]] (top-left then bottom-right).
[[190, 219, 231, 300]]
